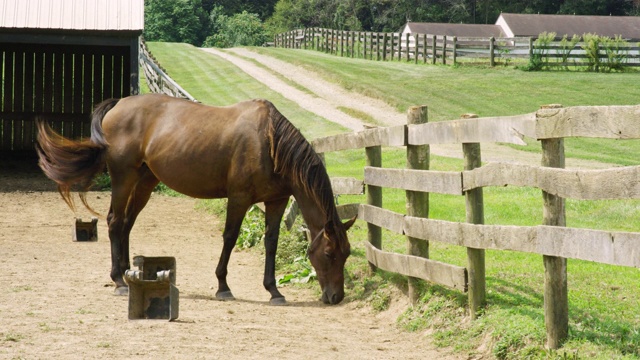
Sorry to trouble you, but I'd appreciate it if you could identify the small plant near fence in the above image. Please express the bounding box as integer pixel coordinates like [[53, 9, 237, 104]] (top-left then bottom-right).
[[558, 34, 581, 70], [525, 31, 555, 71], [528, 32, 634, 72]]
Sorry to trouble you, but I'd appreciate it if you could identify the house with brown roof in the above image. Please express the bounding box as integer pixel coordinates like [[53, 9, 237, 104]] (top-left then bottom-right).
[[496, 13, 640, 41], [402, 22, 504, 38], [402, 13, 640, 41]]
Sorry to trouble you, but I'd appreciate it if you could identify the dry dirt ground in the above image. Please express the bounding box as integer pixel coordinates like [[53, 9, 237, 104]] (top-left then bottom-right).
[[0, 155, 460, 359]]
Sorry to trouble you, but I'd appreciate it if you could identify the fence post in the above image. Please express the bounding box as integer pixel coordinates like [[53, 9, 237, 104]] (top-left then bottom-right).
[[490, 37, 496, 67], [442, 36, 447, 65], [350, 31, 355, 58], [422, 33, 427, 64], [528, 37, 533, 60], [390, 33, 395, 61], [406, 106, 429, 304], [431, 35, 437, 65], [406, 33, 411, 62], [340, 30, 344, 57], [369, 32, 374, 60], [414, 34, 419, 64], [382, 33, 388, 61], [452, 36, 458, 66], [366, 144, 382, 272], [364, 32, 368, 59], [302, 28, 307, 49], [540, 104, 568, 349], [462, 115, 486, 319], [398, 33, 403, 61]]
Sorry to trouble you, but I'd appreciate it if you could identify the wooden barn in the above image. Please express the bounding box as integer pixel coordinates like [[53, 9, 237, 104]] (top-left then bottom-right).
[[0, 0, 144, 153]]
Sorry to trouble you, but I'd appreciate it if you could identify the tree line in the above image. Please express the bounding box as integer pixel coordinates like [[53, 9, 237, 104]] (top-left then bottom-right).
[[144, 0, 640, 47]]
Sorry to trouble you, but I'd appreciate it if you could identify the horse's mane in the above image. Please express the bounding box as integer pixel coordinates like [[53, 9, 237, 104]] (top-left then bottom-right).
[[266, 102, 348, 248]]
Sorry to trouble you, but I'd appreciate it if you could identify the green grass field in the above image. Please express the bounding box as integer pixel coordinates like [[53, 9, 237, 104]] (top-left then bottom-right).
[[146, 42, 640, 359]]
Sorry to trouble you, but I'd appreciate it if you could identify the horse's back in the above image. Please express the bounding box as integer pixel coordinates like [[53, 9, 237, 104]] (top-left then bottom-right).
[[101, 94, 285, 200]]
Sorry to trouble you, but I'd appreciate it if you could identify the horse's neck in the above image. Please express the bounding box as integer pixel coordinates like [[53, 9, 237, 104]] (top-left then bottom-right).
[[293, 188, 329, 237]]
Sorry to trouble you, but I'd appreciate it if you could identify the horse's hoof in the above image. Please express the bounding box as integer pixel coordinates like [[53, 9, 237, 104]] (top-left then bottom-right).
[[269, 297, 287, 306], [114, 286, 129, 296], [216, 291, 235, 301]]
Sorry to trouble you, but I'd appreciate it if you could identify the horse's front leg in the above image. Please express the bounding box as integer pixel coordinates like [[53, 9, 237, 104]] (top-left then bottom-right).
[[215, 199, 250, 301], [263, 198, 289, 305]]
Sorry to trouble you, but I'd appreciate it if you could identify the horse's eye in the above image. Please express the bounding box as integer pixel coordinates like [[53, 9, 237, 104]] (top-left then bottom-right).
[[324, 252, 335, 261]]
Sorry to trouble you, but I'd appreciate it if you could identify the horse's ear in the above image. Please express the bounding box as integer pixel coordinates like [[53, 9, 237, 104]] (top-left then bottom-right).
[[324, 220, 336, 238], [343, 216, 357, 231]]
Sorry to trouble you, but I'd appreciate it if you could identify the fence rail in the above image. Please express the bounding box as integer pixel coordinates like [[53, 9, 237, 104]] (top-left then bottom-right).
[[139, 41, 197, 102], [275, 28, 640, 68], [310, 103, 640, 348]]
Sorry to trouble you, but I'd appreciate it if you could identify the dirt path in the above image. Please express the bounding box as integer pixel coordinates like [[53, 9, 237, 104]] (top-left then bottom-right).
[[0, 159, 459, 359], [202, 47, 615, 170]]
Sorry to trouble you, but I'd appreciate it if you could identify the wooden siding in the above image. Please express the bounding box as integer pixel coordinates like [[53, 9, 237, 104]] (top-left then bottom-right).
[[0, 43, 130, 150]]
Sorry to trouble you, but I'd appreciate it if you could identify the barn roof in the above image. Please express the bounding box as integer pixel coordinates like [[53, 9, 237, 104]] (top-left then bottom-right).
[[497, 13, 640, 40], [403, 22, 504, 38], [0, 0, 143, 32]]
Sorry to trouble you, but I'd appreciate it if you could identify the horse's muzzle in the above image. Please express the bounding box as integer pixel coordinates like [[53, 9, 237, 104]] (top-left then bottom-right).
[[322, 288, 344, 305]]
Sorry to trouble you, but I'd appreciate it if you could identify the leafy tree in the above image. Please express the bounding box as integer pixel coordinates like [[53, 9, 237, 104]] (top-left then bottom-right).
[[204, 11, 270, 47], [211, 0, 279, 20], [144, 0, 209, 45]]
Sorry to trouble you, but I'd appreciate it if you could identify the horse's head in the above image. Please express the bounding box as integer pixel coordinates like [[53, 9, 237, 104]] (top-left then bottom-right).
[[307, 217, 357, 305]]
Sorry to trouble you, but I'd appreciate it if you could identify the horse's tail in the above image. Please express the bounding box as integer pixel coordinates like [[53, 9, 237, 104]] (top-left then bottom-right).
[[36, 98, 120, 214]]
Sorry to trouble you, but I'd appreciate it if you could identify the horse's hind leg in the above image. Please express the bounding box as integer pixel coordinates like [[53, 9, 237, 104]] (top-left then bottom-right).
[[263, 198, 289, 305], [215, 198, 251, 301], [107, 165, 159, 295]]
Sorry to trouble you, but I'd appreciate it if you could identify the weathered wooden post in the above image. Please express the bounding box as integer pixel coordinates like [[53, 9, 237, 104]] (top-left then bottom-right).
[[406, 33, 411, 62], [452, 36, 458, 66], [422, 33, 427, 64], [462, 113, 486, 319], [540, 104, 568, 349], [431, 35, 437, 64], [442, 36, 447, 65], [529, 37, 534, 60], [366, 144, 382, 272], [406, 106, 429, 304], [397, 33, 403, 61], [302, 28, 307, 49], [369, 32, 374, 60], [382, 33, 388, 61], [340, 30, 344, 57], [390, 33, 395, 61], [363, 32, 368, 59], [414, 33, 419, 64], [490, 37, 496, 67]]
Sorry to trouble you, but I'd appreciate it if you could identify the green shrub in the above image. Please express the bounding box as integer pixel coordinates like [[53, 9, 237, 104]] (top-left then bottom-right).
[[526, 32, 556, 71]]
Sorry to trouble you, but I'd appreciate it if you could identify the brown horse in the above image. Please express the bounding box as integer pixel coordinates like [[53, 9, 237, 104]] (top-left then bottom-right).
[[36, 94, 355, 305]]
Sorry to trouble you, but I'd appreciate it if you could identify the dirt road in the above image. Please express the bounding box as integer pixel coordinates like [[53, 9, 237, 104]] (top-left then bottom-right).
[[202, 47, 614, 170]]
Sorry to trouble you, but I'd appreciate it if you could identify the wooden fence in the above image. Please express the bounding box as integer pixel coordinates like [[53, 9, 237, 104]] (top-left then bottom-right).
[[139, 41, 197, 101], [310, 104, 640, 349], [274, 28, 640, 68]]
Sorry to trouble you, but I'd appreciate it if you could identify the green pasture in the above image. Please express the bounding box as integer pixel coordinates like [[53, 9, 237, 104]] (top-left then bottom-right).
[[146, 42, 640, 359]]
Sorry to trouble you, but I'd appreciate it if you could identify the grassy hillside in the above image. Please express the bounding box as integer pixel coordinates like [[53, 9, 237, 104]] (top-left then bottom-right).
[[145, 42, 640, 360]]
